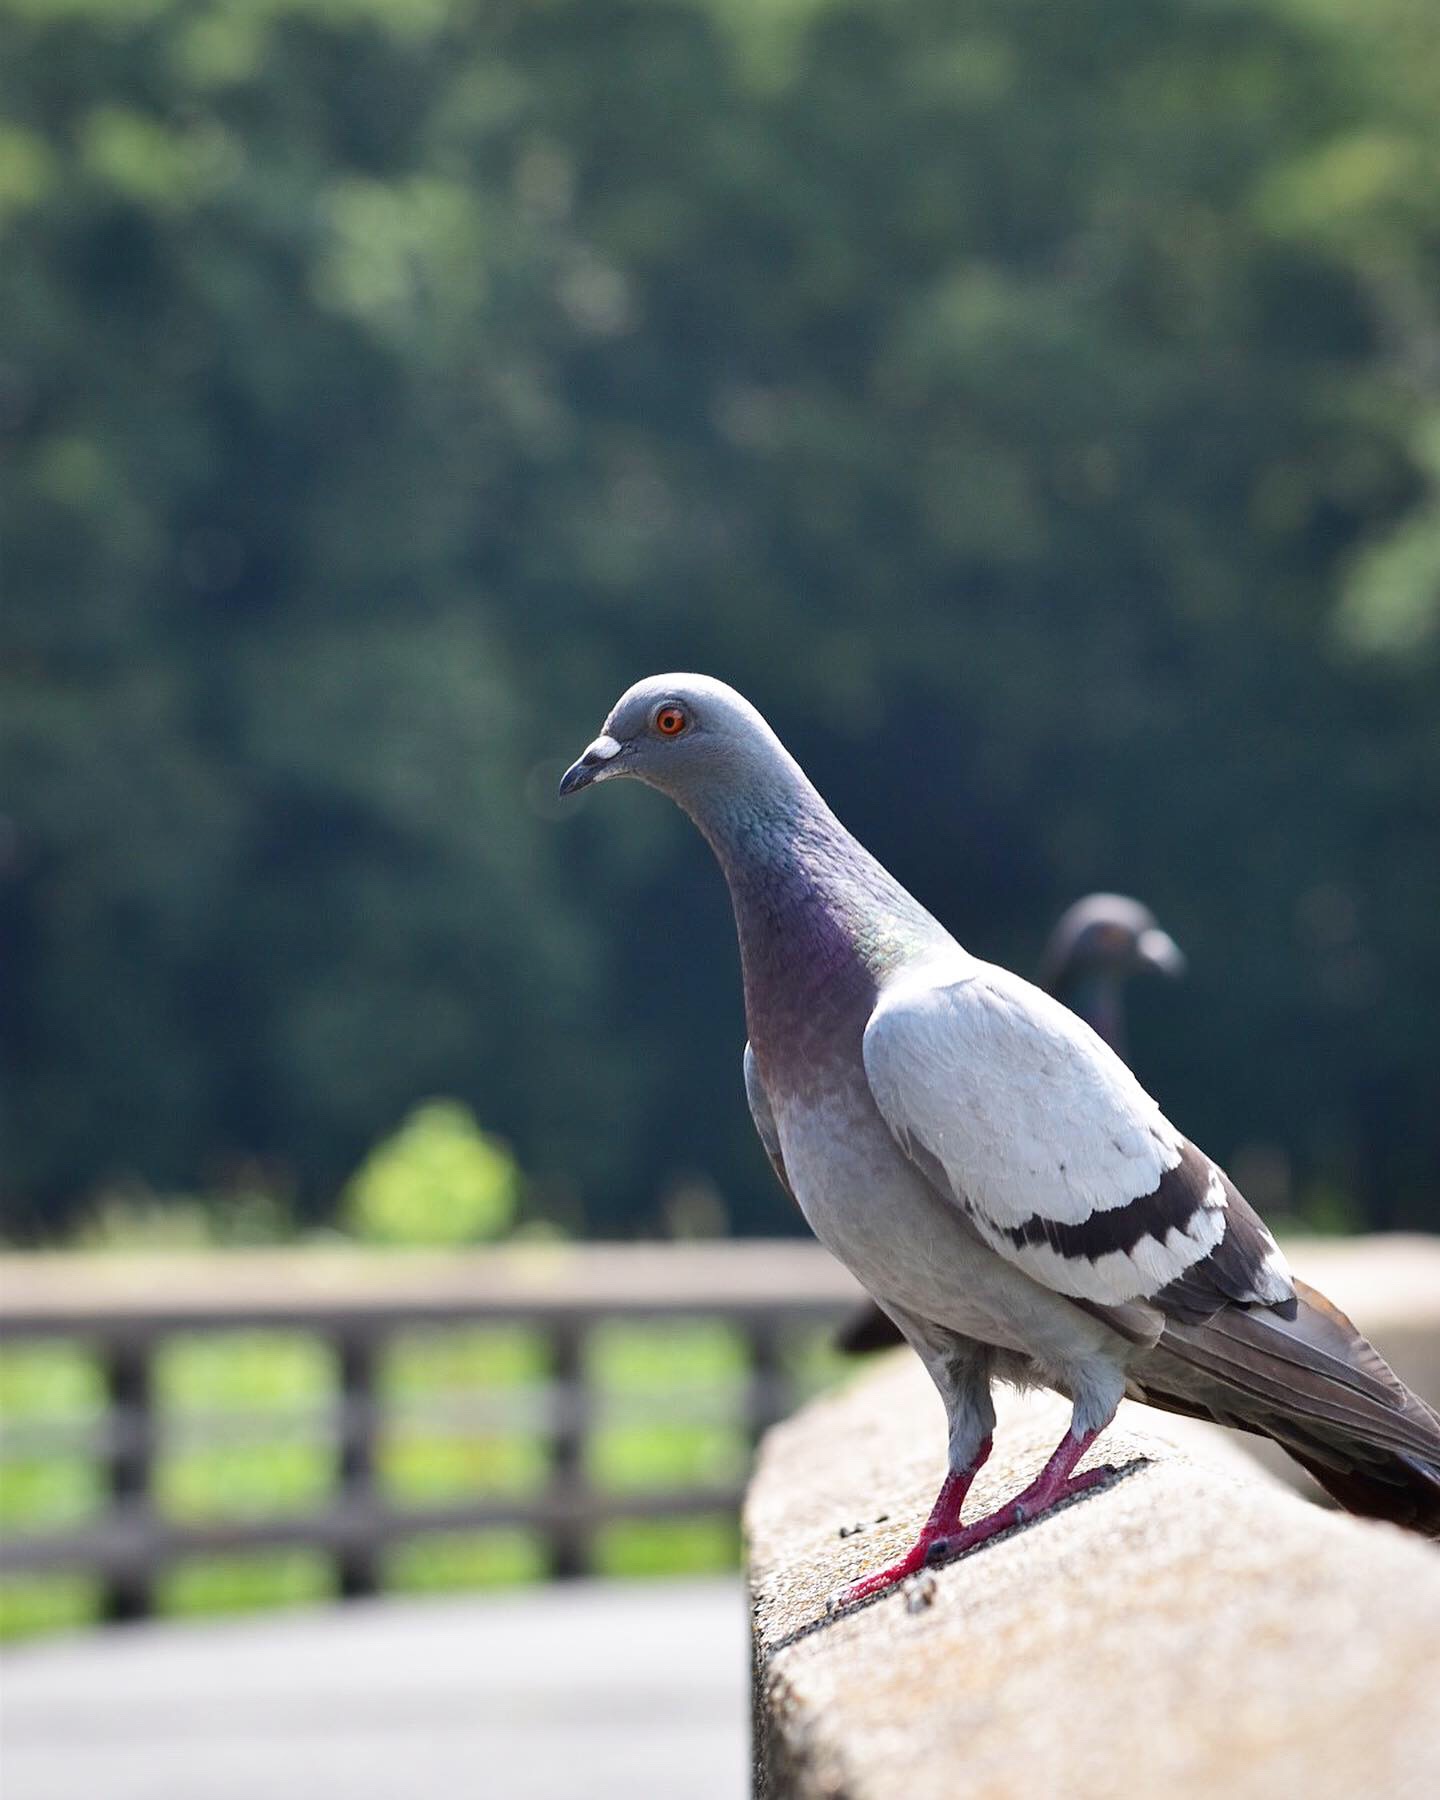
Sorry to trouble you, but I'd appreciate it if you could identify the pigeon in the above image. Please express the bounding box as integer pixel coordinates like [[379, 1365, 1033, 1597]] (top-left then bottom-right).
[[839, 892, 1186, 1357], [560, 674, 1440, 1605], [1034, 892, 1186, 1064]]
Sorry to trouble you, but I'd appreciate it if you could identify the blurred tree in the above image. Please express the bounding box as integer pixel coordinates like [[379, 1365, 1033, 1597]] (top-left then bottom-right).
[[1, 0, 1436, 1235], [341, 1100, 520, 1246]]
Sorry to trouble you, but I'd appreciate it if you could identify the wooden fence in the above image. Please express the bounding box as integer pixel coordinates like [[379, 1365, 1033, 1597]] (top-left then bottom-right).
[[0, 1243, 863, 1623]]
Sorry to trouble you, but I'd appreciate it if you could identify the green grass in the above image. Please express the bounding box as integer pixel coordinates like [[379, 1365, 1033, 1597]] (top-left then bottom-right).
[[0, 1318, 847, 1641]]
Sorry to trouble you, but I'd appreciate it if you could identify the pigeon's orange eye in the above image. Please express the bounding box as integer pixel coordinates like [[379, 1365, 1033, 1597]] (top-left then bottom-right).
[[655, 705, 688, 736]]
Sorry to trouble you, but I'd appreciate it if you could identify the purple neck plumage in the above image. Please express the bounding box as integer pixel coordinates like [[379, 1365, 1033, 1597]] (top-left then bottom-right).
[[678, 774, 943, 1090]]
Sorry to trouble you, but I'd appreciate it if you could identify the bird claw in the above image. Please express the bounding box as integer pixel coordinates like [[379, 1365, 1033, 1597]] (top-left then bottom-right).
[[829, 1440, 1123, 1615]]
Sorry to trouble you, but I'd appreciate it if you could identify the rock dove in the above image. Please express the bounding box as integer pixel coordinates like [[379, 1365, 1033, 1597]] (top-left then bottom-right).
[[840, 891, 1186, 1357], [560, 674, 1440, 1604], [1035, 892, 1186, 1062]]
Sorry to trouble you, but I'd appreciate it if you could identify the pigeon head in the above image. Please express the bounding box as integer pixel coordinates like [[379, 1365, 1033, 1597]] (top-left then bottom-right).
[[560, 674, 941, 994], [1037, 894, 1186, 993], [558, 673, 799, 809]]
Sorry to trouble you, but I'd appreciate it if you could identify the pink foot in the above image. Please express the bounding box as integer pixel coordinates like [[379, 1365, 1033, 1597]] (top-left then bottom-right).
[[829, 1441, 991, 1609], [831, 1431, 1114, 1611], [831, 1530, 956, 1608]]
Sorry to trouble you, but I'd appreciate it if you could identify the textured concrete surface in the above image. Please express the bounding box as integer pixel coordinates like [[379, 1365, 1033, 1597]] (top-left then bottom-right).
[[748, 1268, 1440, 1800], [1, 1579, 749, 1800]]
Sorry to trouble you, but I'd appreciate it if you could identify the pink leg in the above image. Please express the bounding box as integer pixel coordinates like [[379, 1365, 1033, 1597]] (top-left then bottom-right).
[[834, 1427, 1112, 1609], [832, 1435, 992, 1607]]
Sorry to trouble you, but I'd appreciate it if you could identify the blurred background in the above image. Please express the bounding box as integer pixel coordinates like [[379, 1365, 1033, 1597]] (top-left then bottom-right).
[[2, 0, 1438, 1660]]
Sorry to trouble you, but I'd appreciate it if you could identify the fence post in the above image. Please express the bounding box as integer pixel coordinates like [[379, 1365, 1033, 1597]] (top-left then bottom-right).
[[747, 1316, 787, 1453], [546, 1320, 588, 1580], [101, 1336, 154, 1623], [336, 1329, 382, 1599]]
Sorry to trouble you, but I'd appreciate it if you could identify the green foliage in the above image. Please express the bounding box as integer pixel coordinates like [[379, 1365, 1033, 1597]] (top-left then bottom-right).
[[340, 1100, 520, 1245], [71, 1187, 295, 1250], [159, 1551, 333, 1621], [1, 0, 1437, 1234], [587, 1319, 750, 1492], [594, 1515, 738, 1579], [385, 1530, 545, 1594], [1262, 0, 1440, 660]]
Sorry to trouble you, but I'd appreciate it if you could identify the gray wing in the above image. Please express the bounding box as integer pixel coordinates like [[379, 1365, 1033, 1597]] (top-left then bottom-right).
[[743, 1041, 793, 1198], [862, 953, 1295, 1313]]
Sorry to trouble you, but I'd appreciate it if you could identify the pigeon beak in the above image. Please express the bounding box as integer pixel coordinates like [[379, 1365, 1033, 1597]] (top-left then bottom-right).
[[558, 735, 624, 798], [1136, 928, 1186, 979]]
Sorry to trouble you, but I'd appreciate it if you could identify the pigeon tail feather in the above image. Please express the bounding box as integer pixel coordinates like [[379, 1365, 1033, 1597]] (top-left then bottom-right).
[[1282, 1445, 1440, 1537], [1136, 1278, 1440, 1538]]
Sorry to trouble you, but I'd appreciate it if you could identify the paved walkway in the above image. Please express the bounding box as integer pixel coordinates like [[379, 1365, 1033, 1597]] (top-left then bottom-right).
[[0, 1579, 750, 1800]]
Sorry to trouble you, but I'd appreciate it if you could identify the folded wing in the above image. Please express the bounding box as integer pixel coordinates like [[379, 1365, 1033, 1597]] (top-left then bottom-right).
[[862, 957, 1294, 1313]]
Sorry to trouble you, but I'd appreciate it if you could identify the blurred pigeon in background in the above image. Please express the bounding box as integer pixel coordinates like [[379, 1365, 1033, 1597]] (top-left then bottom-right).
[[1035, 892, 1185, 1061], [838, 891, 1185, 1358], [561, 675, 1440, 1606]]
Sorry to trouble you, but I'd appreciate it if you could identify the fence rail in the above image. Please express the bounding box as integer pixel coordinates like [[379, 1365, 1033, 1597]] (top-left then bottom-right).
[[0, 1243, 864, 1621]]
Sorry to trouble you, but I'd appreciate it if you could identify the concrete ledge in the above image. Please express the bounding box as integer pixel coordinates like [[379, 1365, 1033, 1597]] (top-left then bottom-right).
[[748, 1237, 1440, 1800]]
